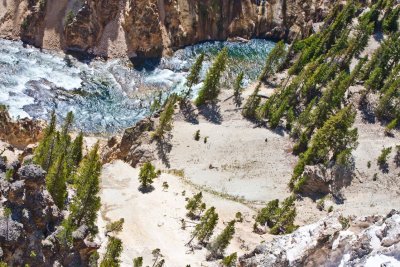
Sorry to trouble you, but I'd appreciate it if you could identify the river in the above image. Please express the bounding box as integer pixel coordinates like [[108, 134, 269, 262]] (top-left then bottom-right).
[[0, 38, 275, 134]]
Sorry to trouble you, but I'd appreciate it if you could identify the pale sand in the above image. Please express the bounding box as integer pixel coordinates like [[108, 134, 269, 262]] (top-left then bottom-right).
[[98, 160, 264, 267]]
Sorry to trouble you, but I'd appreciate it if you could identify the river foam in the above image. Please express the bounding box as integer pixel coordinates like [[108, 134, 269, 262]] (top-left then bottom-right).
[[0, 39, 275, 133]]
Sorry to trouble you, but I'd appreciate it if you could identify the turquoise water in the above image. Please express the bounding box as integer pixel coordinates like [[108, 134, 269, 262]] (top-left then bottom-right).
[[0, 39, 275, 133]]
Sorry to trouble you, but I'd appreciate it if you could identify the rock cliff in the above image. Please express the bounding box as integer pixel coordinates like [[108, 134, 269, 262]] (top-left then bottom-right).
[[0, 0, 336, 59], [0, 162, 98, 266], [239, 210, 400, 267]]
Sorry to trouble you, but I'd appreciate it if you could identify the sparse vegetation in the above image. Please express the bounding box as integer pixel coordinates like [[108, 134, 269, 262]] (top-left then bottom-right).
[[138, 162, 158, 190], [256, 195, 297, 235], [100, 236, 123, 267], [194, 130, 200, 141]]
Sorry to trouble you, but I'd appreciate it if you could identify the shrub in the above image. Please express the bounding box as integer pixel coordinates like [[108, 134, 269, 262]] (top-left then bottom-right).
[[377, 147, 392, 171], [256, 196, 297, 235], [65, 10, 75, 26], [138, 162, 158, 189], [194, 130, 200, 141], [222, 252, 237, 267]]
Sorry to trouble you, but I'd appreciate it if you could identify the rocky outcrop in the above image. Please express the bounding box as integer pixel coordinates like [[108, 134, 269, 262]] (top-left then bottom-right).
[[103, 118, 156, 166], [1, 0, 337, 59], [239, 210, 400, 267], [0, 107, 43, 149], [0, 163, 98, 266], [299, 162, 354, 197]]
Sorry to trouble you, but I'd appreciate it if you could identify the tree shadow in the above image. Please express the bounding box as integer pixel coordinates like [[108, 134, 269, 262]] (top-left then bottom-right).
[[155, 136, 172, 168], [138, 185, 155, 194], [180, 100, 199, 124], [358, 93, 376, 123], [198, 103, 222, 124], [379, 162, 389, 173]]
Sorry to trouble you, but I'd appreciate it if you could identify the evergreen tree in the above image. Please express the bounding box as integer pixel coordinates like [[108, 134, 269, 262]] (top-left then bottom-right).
[[209, 220, 235, 257], [222, 252, 237, 267], [188, 207, 218, 245], [195, 48, 228, 106], [34, 110, 57, 171], [133, 257, 143, 267], [153, 94, 177, 139], [45, 148, 67, 209], [100, 236, 123, 267], [138, 162, 158, 189], [290, 106, 358, 191], [259, 41, 287, 82], [65, 143, 102, 236], [233, 72, 244, 106], [185, 53, 205, 98], [185, 192, 206, 218], [242, 83, 261, 120], [255, 196, 297, 235], [70, 132, 83, 167]]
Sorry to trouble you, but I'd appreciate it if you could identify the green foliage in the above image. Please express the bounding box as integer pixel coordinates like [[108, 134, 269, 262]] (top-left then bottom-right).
[[65, 10, 75, 26], [106, 218, 124, 235], [185, 192, 206, 219], [195, 48, 228, 106], [185, 53, 205, 97], [0, 262, 8, 267], [242, 83, 261, 120], [34, 111, 57, 171], [63, 143, 101, 239], [89, 252, 99, 267], [255, 196, 297, 235], [291, 106, 358, 191], [5, 169, 13, 182], [100, 237, 123, 267], [191, 207, 218, 244], [138, 162, 158, 189], [133, 257, 143, 267], [222, 252, 237, 267], [194, 130, 200, 141], [383, 7, 400, 33], [209, 220, 235, 256], [394, 145, 400, 167], [259, 41, 287, 82], [377, 147, 392, 167], [153, 94, 177, 139], [233, 72, 244, 106], [235, 212, 243, 223]]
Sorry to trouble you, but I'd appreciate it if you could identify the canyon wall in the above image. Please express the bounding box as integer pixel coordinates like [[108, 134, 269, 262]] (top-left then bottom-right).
[[0, 0, 335, 59]]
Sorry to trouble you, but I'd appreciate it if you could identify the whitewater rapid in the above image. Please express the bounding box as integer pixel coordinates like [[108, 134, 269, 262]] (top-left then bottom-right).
[[0, 39, 275, 133]]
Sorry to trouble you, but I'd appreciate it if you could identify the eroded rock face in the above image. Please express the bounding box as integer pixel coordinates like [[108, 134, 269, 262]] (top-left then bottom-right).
[[239, 210, 400, 267], [0, 108, 43, 149], [0, 163, 97, 266], [102, 118, 156, 167], [1, 0, 338, 58], [300, 162, 354, 197]]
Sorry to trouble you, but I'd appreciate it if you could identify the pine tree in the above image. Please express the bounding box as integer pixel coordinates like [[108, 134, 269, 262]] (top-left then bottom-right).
[[222, 252, 237, 267], [185, 53, 205, 98], [290, 106, 358, 191], [34, 110, 57, 171], [259, 41, 287, 82], [233, 72, 244, 106], [65, 142, 102, 236], [100, 236, 123, 267], [45, 149, 67, 209], [133, 257, 143, 267], [242, 83, 261, 120], [189, 207, 219, 245], [195, 48, 228, 106], [138, 162, 158, 189], [69, 132, 83, 167], [185, 192, 206, 219], [209, 220, 236, 257], [153, 95, 177, 139]]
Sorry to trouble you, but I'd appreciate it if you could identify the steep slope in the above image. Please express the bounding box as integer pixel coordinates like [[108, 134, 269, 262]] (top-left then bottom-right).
[[0, 0, 336, 59]]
